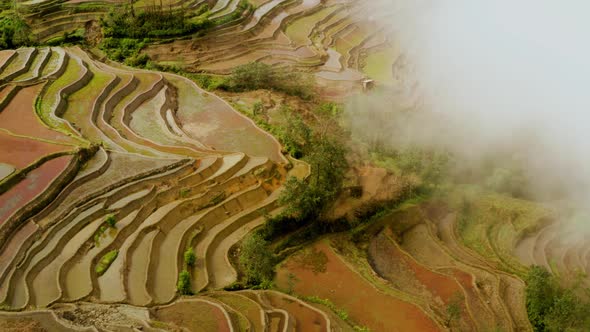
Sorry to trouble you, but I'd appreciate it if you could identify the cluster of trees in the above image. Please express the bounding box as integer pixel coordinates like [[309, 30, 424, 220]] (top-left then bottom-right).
[[99, 37, 149, 66], [369, 145, 451, 197], [279, 136, 347, 219], [222, 62, 315, 100], [99, 4, 210, 65], [238, 233, 275, 287], [101, 5, 210, 40], [259, 103, 348, 237], [526, 266, 590, 331], [235, 103, 348, 287], [177, 247, 196, 295], [0, 14, 33, 49]]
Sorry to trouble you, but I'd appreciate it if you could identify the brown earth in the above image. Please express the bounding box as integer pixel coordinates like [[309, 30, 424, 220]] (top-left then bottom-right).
[[276, 240, 442, 332]]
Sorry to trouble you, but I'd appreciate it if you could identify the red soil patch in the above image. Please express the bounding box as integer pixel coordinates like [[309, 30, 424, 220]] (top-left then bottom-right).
[[368, 231, 478, 330], [0, 131, 71, 169], [276, 241, 441, 332], [0, 83, 77, 144], [373, 229, 464, 305], [151, 300, 231, 332], [0, 155, 71, 224]]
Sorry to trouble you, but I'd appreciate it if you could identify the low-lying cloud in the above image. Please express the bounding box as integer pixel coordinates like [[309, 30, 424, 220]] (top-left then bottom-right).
[[348, 0, 590, 204]]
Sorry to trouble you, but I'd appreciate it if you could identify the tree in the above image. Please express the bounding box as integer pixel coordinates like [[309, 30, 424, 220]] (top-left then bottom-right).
[[280, 137, 347, 218], [177, 270, 192, 295], [445, 292, 463, 327], [526, 266, 557, 331], [277, 108, 310, 158], [0, 15, 33, 50], [229, 62, 275, 91], [239, 233, 275, 284], [105, 214, 116, 228], [184, 247, 196, 267], [543, 290, 589, 332], [226, 62, 314, 98]]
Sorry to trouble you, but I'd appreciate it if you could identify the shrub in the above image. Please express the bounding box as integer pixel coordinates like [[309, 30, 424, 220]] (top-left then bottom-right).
[[184, 247, 196, 267], [101, 5, 211, 40], [105, 214, 116, 228], [179, 188, 190, 198], [95, 250, 118, 276], [177, 270, 192, 295], [126, 53, 150, 67], [213, 0, 252, 26], [525, 265, 590, 331]]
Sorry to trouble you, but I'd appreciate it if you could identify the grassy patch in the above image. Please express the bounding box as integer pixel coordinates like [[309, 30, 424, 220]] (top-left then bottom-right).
[[95, 249, 118, 276], [449, 186, 552, 275], [301, 296, 369, 331]]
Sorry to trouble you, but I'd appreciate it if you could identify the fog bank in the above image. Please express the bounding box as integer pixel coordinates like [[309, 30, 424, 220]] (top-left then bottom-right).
[[348, 0, 590, 203]]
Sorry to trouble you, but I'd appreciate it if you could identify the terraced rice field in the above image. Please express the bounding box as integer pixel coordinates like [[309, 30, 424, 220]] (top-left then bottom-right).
[[0, 41, 319, 329], [16, 0, 399, 100], [276, 239, 442, 332], [2, 0, 584, 330], [270, 202, 540, 332], [137, 0, 396, 96]]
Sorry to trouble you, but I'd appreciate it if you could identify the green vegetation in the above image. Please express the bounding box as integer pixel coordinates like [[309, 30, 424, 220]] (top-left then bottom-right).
[[0, 14, 34, 49], [190, 73, 228, 91], [46, 28, 86, 46], [302, 296, 370, 331], [183, 62, 315, 99], [184, 247, 196, 267], [213, 0, 252, 26], [179, 188, 190, 198], [95, 249, 118, 276], [255, 103, 348, 243], [279, 136, 347, 219], [99, 4, 210, 65], [369, 147, 451, 194], [239, 233, 275, 285], [445, 293, 463, 327], [177, 269, 192, 295], [99, 37, 149, 66], [223, 62, 315, 99], [484, 167, 528, 198], [525, 266, 590, 332], [94, 214, 117, 246], [94, 225, 108, 246], [101, 5, 211, 39], [105, 214, 116, 227], [451, 187, 551, 276]]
